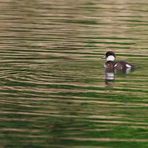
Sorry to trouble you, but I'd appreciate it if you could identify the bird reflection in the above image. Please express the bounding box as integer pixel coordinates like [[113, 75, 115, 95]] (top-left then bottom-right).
[[105, 61, 115, 87]]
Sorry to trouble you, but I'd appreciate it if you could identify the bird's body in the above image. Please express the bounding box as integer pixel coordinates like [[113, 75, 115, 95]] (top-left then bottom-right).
[[105, 51, 134, 74]]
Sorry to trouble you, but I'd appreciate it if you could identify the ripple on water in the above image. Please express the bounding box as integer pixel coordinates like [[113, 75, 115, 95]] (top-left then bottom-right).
[[0, 0, 148, 147]]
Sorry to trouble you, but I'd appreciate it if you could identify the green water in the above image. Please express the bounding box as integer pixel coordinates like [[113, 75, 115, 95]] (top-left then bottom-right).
[[0, 0, 148, 147]]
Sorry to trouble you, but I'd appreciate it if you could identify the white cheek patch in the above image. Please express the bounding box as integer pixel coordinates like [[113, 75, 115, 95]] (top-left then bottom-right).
[[106, 55, 115, 61]]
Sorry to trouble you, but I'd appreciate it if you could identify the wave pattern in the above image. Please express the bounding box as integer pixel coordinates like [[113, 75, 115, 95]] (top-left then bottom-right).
[[0, 0, 148, 147]]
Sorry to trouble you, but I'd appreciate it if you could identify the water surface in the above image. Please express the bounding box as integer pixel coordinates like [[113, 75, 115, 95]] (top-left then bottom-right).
[[0, 0, 148, 147]]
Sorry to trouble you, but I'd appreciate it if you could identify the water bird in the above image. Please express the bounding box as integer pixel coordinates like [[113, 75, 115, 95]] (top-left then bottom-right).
[[104, 51, 135, 86], [105, 51, 135, 74]]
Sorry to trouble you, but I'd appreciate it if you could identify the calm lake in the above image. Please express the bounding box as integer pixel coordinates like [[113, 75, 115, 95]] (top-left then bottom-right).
[[0, 0, 148, 147]]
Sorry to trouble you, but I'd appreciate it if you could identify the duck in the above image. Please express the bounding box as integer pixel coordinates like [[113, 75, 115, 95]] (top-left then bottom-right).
[[105, 51, 135, 74]]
